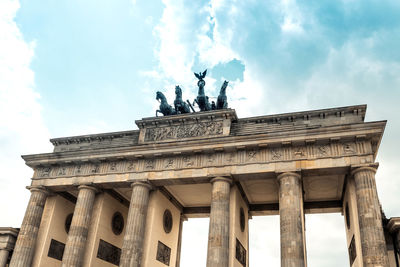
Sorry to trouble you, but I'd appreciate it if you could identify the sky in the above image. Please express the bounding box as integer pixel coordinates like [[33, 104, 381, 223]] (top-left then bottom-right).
[[0, 0, 400, 266]]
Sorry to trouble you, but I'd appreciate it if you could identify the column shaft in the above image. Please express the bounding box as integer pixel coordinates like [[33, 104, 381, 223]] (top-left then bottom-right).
[[278, 172, 305, 267], [0, 249, 9, 267], [9, 187, 48, 267], [353, 166, 389, 266], [206, 177, 231, 267], [61, 185, 97, 267], [120, 181, 152, 267]]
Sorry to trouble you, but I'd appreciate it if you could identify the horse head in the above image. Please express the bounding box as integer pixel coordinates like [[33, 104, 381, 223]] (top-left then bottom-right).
[[220, 80, 229, 94], [175, 86, 182, 97], [197, 79, 206, 92], [156, 91, 166, 102]]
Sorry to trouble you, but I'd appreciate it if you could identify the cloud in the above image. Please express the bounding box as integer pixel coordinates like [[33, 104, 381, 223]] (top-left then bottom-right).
[[0, 0, 51, 226]]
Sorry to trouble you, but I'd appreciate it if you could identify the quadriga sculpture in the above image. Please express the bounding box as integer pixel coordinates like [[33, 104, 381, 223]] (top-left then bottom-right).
[[154, 69, 230, 116], [156, 91, 175, 117]]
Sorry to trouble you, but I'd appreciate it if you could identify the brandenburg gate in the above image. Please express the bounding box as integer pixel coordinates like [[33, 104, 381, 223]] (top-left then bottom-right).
[[4, 105, 400, 266]]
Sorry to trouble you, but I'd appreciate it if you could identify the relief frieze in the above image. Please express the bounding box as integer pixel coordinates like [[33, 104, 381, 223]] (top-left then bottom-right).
[[271, 148, 282, 161], [33, 140, 371, 179], [164, 158, 175, 169], [317, 145, 329, 156], [144, 121, 224, 142], [127, 160, 137, 171], [293, 147, 306, 158], [182, 156, 194, 167], [224, 152, 236, 164], [247, 150, 258, 162], [75, 164, 82, 175], [343, 143, 356, 154]]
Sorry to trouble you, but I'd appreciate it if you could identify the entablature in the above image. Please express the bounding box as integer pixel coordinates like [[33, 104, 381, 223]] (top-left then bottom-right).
[[23, 120, 385, 169]]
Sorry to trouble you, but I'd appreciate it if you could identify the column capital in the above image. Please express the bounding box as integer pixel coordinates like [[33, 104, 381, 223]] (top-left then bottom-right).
[[351, 163, 379, 176], [210, 176, 233, 185], [130, 180, 154, 191], [77, 184, 100, 193], [387, 217, 400, 234], [26, 185, 50, 195], [276, 172, 301, 182]]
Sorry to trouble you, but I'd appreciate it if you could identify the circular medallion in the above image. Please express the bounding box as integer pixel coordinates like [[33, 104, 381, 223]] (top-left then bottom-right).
[[111, 212, 124, 235], [65, 213, 73, 234], [163, 209, 173, 234], [240, 207, 245, 232], [345, 203, 351, 229]]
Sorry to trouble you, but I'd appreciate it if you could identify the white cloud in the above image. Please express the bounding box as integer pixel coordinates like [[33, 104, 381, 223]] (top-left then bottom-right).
[[229, 67, 266, 117], [153, 0, 240, 88], [153, 0, 199, 86], [280, 0, 304, 34], [0, 0, 51, 226]]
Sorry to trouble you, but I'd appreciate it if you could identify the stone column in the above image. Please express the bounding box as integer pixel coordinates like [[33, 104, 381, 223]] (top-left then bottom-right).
[[9, 186, 48, 267], [61, 185, 98, 267], [352, 166, 390, 266], [120, 181, 152, 267], [277, 172, 305, 267], [206, 176, 232, 267], [0, 249, 9, 267]]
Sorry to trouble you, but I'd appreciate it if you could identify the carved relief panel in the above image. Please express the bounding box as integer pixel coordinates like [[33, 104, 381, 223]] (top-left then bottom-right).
[[144, 121, 224, 142], [33, 140, 372, 179]]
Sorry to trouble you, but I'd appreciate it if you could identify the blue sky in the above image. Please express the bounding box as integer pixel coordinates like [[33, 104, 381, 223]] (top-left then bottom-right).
[[1, 0, 400, 266]]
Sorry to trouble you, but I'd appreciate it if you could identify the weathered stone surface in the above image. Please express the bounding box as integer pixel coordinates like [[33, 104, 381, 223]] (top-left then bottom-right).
[[120, 181, 152, 267], [277, 172, 305, 267], [9, 187, 48, 267], [352, 166, 390, 267], [62, 185, 97, 267], [207, 177, 232, 267]]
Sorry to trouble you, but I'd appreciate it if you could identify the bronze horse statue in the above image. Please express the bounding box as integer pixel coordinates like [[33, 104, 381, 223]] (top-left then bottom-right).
[[217, 80, 229, 109], [156, 91, 175, 117], [174, 86, 191, 114], [193, 69, 212, 111], [155, 69, 230, 116]]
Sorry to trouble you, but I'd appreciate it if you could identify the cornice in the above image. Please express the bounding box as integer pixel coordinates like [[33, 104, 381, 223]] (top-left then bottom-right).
[[50, 130, 138, 146], [237, 104, 367, 123]]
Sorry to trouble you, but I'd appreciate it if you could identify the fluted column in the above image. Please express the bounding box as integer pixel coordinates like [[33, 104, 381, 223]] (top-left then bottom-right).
[[0, 249, 9, 267], [206, 176, 232, 267], [352, 166, 389, 266], [9, 186, 48, 267], [120, 181, 152, 267], [277, 172, 305, 267], [61, 185, 98, 267]]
